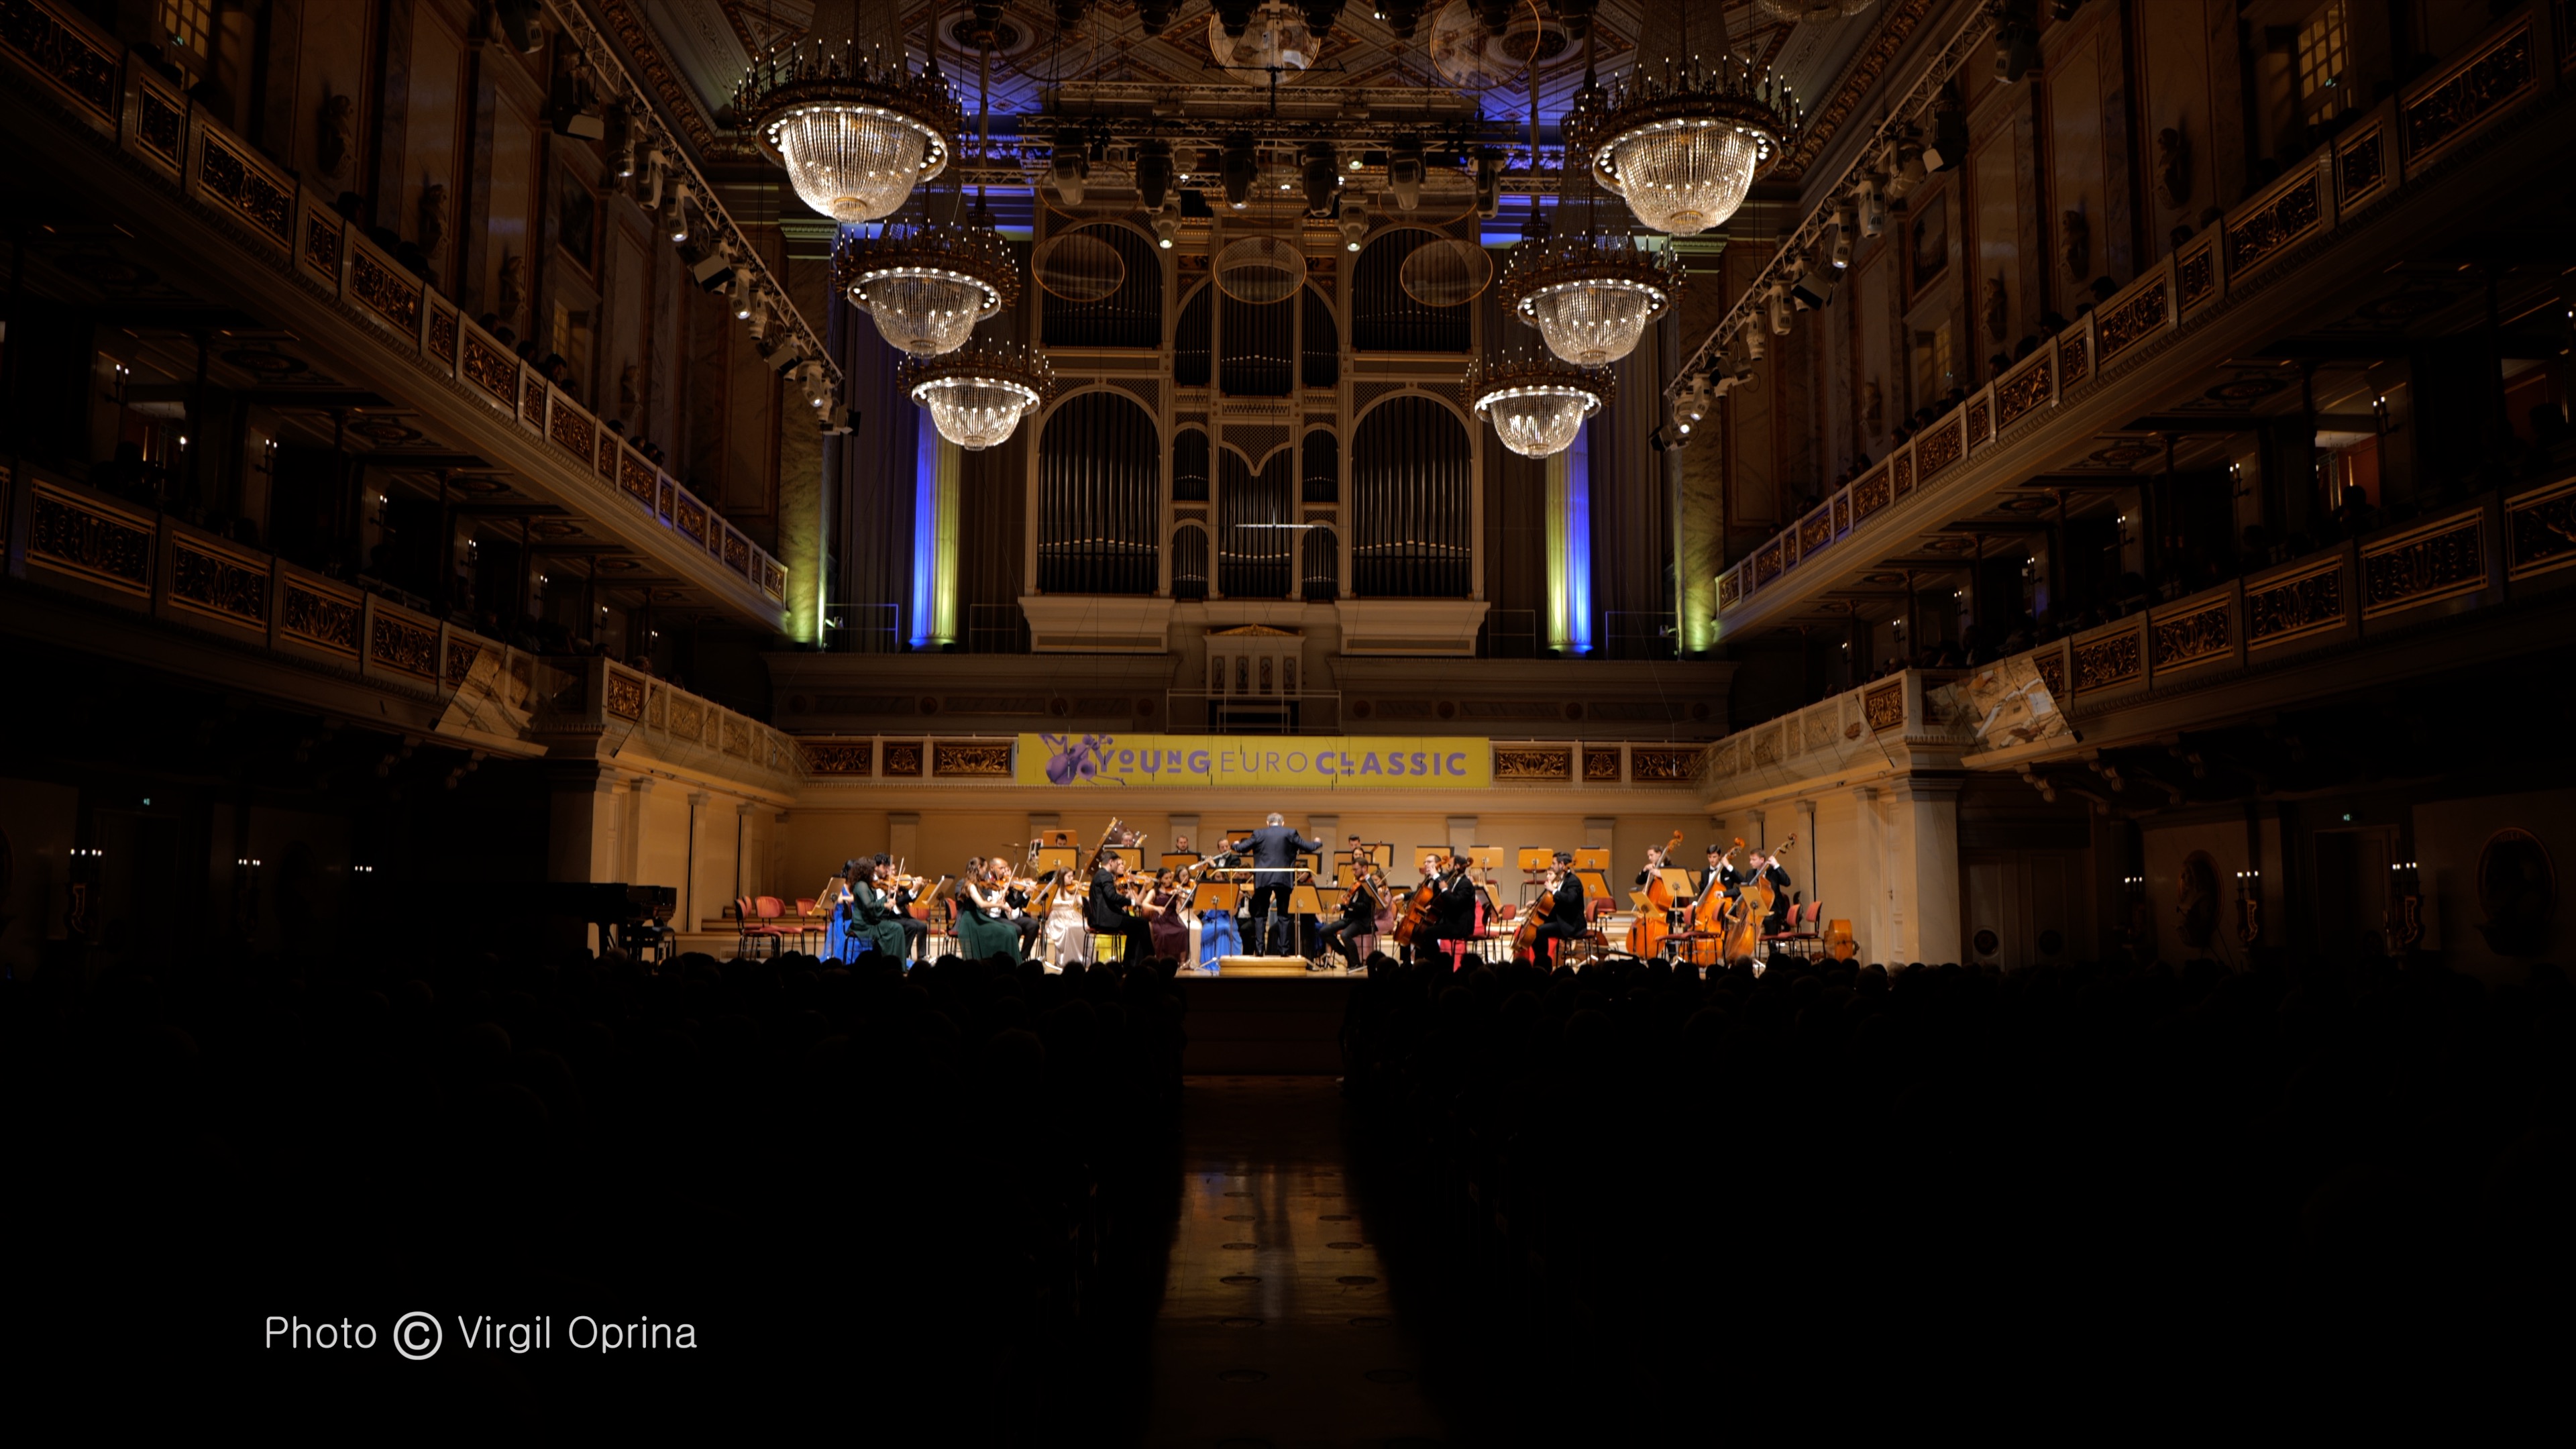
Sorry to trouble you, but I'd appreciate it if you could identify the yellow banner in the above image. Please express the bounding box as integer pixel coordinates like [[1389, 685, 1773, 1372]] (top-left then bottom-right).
[[1016, 733, 1491, 790]]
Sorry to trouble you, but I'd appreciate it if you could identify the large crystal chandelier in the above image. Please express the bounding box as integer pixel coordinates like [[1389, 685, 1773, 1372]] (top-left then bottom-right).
[[1465, 350, 1614, 460], [834, 210, 1018, 356], [735, 40, 960, 224], [902, 340, 1057, 451], [1579, 55, 1796, 237]]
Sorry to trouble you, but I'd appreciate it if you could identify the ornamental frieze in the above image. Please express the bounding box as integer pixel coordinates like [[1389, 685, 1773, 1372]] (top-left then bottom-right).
[[198, 136, 291, 241], [281, 583, 360, 654], [2149, 603, 2231, 670], [1493, 746, 1572, 782], [804, 743, 874, 775], [936, 742, 1012, 777], [369, 613, 437, 677], [604, 670, 644, 718], [0, 0, 120, 119], [2072, 630, 2142, 690], [2363, 517, 2485, 612], [1864, 682, 1904, 733], [2226, 174, 2320, 277], [1629, 747, 1701, 783], [30, 488, 150, 592], [1996, 356, 2052, 428], [2247, 566, 2345, 644], [2095, 282, 2168, 362], [2404, 25, 2531, 162], [350, 246, 421, 331]]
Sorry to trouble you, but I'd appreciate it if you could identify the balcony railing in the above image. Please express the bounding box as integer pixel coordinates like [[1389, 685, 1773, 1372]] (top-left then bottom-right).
[[0, 0, 788, 618], [795, 735, 1715, 787], [2, 460, 805, 783], [1715, 3, 2562, 625], [1705, 469, 2576, 800]]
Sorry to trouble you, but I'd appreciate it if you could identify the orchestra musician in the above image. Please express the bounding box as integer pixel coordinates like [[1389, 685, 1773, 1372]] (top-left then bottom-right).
[[1237, 812, 1322, 956], [1313, 861, 1382, 972], [847, 855, 916, 964], [1144, 867, 1191, 962], [1529, 850, 1589, 966], [954, 858, 1021, 962], [879, 856, 931, 963], [819, 862, 859, 962], [998, 857, 1044, 955], [1085, 853, 1154, 965], [1430, 853, 1483, 968], [1721, 845, 1795, 938]]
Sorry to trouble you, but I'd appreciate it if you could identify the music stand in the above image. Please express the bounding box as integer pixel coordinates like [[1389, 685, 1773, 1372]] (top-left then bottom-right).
[[1108, 846, 1143, 872], [1190, 882, 1239, 913], [1159, 852, 1201, 870], [1572, 848, 1611, 873], [1516, 847, 1554, 874], [1032, 847, 1078, 879], [1040, 829, 1077, 849], [1314, 886, 1346, 914], [1575, 869, 1613, 900], [1656, 867, 1696, 902]]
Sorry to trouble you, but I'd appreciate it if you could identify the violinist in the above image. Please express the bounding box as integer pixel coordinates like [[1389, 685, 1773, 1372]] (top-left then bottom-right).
[[848, 855, 917, 964], [881, 857, 932, 963], [1142, 867, 1193, 961], [1529, 850, 1589, 966], [1313, 862, 1381, 972], [819, 861, 859, 962], [998, 856, 1044, 955], [1085, 853, 1153, 966], [953, 858, 1021, 963]]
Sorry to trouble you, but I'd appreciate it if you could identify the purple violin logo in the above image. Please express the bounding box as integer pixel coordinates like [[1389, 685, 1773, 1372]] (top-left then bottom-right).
[[1041, 733, 1122, 786]]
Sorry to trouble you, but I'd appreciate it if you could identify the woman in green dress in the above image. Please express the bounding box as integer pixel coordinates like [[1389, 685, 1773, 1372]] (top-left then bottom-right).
[[954, 857, 1021, 962], [844, 857, 912, 963]]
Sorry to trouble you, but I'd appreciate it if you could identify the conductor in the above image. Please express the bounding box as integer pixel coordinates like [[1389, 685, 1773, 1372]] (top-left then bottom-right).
[[1236, 812, 1322, 955]]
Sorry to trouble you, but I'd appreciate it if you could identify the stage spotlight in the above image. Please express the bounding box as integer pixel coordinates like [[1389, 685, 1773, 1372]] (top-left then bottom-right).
[[1790, 268, 1836, 311], [765, 334, 806, 376], [1388, 135, 1424, 211], [689, 246, 736, 292], [1153, 200, 1181, 249], [1923, 108, 1968, 173], [1138, 140, 1174, 210], [1743, 318, 1766, 361], [1303, 142, 1340, 216], [1994, 21, 2039, 83], [1857, 174, 1887, 236], [1474, 147, 1502, 218], [1830, 201, 1856, 268], [1051, 131, 1091, 206], [819, 404, 857, 435], [1338, 199, 1369, 252], [1222, 133, 1258, 210]]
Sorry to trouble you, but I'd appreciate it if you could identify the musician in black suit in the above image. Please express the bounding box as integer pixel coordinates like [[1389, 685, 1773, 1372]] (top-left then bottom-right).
[[1430, 853, 1483, 967], [1717, 846, 1794, 936], [1085, 855, 1152, 965], [1236, 812, 1322, 955], [1531, 850, 1589, 966]]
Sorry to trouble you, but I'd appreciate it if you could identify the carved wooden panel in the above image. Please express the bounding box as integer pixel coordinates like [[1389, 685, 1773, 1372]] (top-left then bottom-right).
[[1629, 747, 1700, 784], [1582, 747, 1621, 782], [2508, 479, 2576, 579], [2247, 564, 2345, 645], [619, 453, 655, 507], [2363, 515, 2485, 614], [1892, 449, 1915, 498], [302, 215, 343, 280], [170, 539, 266, 624], [281, 582, 360, 655], [934, 741, 1012, 776], [604, 669, 644, 718], [2337, 126, 2385, 205], [427, 306, 458, 364], [2032, 647, 2065, 698], [29, 485, 151, 594], [2148, 602, 2231, 671], [881, 740, 924, 777], [1851, 466, 1891, 521], [2071, 629, 2142, 690], [2094, 280, 2169, 363], [804, 741, 875, 775], [350, 246, 422, 332], [1718, 570, 1741, 608], [1916, 413, 1964, 479], [1493, 745, 1573, 781], [445, 639, 480, 686], [2226, 172, 2320, 278], [2404, 23, 2533, 165], [370, 612, 438, 677], [197, 135, 291, 243], [1, 0, 121, 121], [1863, 682, 1904, 733], [723, 716, 753, 757], [1995, 353, 2053, 429], [461, 333, 515, 403], [2175, 244, 2214, 311]]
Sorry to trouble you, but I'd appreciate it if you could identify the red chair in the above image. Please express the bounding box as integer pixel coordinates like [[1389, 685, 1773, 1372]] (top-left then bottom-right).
[[735, 896, 787, 959], [1765, 900, 1824, 959], [792, 897, 826, 954]]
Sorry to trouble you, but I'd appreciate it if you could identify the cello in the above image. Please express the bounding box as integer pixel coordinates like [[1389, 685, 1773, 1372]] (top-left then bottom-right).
[[1687, 840, 1745, 967], [1719, 835, 1795, 965], [1511, 867, 1558, 961], [1623, 829, 1687, 957], [1393, 855, 1440, 949]]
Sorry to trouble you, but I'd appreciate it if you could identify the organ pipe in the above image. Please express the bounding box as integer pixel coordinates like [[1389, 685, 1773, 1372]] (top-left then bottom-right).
[[1038, 392, 1159, 594], [1042, 225, 1163, 349], [1352, 396, 1470, 596]]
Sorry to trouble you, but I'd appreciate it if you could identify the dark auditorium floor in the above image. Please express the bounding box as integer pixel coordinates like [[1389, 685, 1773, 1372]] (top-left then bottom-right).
[[1143, 1076, 1446, 1449]]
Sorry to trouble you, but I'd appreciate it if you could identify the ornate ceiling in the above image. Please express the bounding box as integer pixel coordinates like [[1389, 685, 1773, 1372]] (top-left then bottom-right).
[[614, 1, 1897, 175]]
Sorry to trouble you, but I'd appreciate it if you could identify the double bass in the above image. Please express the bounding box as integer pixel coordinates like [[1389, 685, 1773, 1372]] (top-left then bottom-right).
[[1623, 829, 1687, 957], [1719, 835, 1795, 965], [1392, 867, 1438, 949]]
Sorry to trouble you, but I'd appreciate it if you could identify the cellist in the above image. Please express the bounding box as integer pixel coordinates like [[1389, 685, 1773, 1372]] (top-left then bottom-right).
[[1528, 850, 1589, 967]]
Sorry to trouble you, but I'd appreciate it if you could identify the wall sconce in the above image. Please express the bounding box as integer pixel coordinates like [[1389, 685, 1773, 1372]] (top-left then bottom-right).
[[2234, 867, 2263, 945], [2385, 859, 2423, 951]]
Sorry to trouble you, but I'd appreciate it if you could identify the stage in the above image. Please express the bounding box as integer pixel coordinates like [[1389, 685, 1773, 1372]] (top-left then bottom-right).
[[1174, 969, 1357, 1074]]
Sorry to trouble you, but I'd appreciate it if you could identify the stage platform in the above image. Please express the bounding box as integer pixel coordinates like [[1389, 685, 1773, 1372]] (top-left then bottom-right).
[[1174, 971, 1356, 1074]]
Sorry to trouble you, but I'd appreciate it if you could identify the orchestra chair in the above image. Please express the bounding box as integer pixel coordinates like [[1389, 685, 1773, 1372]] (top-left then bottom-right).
[[792, 897, 826, 955], [755, 897, 797, 956], [735, 897, 787, 960], [1763, 900, 1825, 959], [1093, 932, 1126, 965]]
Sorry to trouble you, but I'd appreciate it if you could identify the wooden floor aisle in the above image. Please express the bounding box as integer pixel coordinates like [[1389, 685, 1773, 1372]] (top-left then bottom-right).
[[1141, 1076, 1448, 1449]]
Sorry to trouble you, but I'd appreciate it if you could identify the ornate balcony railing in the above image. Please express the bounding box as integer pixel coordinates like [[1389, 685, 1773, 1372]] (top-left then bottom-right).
[[0, 0, 789, 618], [1715, 3, 2559, 626], [1705, 468, 2576, 802], [794, 735, 1713, 788]]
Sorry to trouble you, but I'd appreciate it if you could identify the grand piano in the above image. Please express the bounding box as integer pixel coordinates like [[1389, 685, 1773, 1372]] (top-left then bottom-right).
[[535, 882, 678, 963]]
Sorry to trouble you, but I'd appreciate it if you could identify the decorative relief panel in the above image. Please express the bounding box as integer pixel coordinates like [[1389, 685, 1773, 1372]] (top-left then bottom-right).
[[1851, 467, 1891, 521], [761, 559, 786, 600], [722, 716, 753, 758], [1718, 570, 1741, 608], [1833, 494, 1850, 536], [2094, 282, 2169, 362], [2247, 565, 2345, 644], [2363, 516, 2485, 613], [2, 0, 121, 119], [2507, 478, 2576, 578], [30, 486, 150, 593], [881, 740, 924, 777], [134, 85, 183, 161], [302, 215, 342, 278], [646, 685, 665, 731], [548, 398, 592, 459], [2338, 127, 2386, 202], [2404, 25, 2532, 163], [445, 639, 480, 686], [669, 695, 705, 741], [1629, 747, 1701, 784], [2032, 648, 2065, 698], [1799, 508, 1833, 557], [369, 612, 437, 677], [2059, 331, 2089, 386], [520, 373, 545, 423], [2176, 245, 2214, 310], [1916, 415, 1964, 479], [674, 492, 709, 544], [1863, 682, 1904, 733], [198, 136, 292, 242], [1754, 541, 1783, 586], [2071, 630, 2143, 690], [1892, 449, 1915, 498], [722, 531, 751, 576], [2227, 174, 2321, 276], [804, 742, 874, 775], [461, 334, 515, 402], [427, 307, 457, 363], [1582, 747, 1621, 782], [2149, 603, 2231, 670], [596, 429, 618, 477], [1780, 528, 1801, 570], [1493, 745, 1573, 782], [604, 669, 644, 718], [1996, 355, 2053, 428], [281, 582, 360, 655], [1750, 728, 1781, 767], [619, 453, 655, 506], [1966, 398, 1992, 448], [349, 247, 421, 331]]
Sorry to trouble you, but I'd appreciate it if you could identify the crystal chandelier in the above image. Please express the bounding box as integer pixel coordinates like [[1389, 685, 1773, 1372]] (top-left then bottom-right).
[[736, 41, 960, 225], [1578, 55, 1796, 237], [1498, 233, 1679, 366], [1465, 351, 1614, 460], [834, 212, 1018, 357], [902, 340, 1057, 451]]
